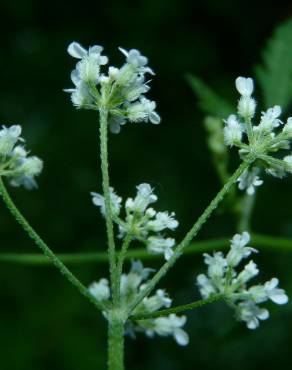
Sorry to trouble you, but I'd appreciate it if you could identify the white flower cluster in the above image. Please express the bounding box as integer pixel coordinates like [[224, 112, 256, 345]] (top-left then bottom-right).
[[89, 260, 189, 345], [0, 125, 43, 189], [91, 183, 179, 261], [196, 231, 288, 329], [223, 77, 292, 194], [65, 42, 160, 133]]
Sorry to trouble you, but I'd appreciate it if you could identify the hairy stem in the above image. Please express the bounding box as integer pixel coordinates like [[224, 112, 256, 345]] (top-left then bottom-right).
[[132, 294, 222, 320], [0, 178, 103, 310], [127, 156, 255, 314], [108, 313, 125, 370], [99, 108, 118, 304], [116, 232, 132, 297]]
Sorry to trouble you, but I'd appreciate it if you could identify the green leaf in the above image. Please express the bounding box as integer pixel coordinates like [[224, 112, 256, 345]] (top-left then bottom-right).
[[186, 74, 233, 118], [255, 19, 292, 110]]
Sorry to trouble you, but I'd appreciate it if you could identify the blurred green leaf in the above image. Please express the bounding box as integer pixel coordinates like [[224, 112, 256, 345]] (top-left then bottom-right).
[[1, 233, 292, 265], [255, 19, 292, 110], [186, 74, 233, 118]]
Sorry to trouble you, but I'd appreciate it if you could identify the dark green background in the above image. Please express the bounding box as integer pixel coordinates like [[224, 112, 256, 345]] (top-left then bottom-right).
[[1, 0, 292, 369]]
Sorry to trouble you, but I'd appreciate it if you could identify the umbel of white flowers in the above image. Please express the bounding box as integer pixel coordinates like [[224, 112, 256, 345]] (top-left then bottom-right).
[[197, 231, 288, 329], [0, 125, 43, 189], [91, 183, 179, 261], [89, 260, 189, 346], [223, 77, 292, 195], [65, 42, 160, 133]]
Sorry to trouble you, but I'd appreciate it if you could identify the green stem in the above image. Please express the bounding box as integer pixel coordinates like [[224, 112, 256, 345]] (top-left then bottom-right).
[[127, 156, 255, 314], [0, 178, 103, 311], [132, 294, 222, 320], [116, 232, 132, 297], [99, 108, 118, 304], [108, 313, 125, 370]]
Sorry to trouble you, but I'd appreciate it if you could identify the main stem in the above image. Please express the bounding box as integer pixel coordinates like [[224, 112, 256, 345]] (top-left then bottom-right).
[[108, 315, 125, 370], [128, 156, 255, 314], [99, 108, 118, 304], [0, 178, 103, 311]]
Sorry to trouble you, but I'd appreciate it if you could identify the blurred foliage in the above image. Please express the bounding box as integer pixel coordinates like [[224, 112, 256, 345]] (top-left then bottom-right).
[[1, 1, 292, 370], [256, 19, 292, 110]]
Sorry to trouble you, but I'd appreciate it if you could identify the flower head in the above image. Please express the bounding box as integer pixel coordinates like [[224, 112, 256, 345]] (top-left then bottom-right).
[[196, 231, 288, 329], [65, 42, 160, 133], [91, 183, 178, 261], [0, 125, 43, 189], [224, 76, 292, 187]]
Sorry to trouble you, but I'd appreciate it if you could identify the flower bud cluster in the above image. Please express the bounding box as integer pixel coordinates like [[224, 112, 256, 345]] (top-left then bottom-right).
[[196, 232, 288, 329], [223, 77, 292, 194], [89, 260, 189, 345], [65, 42, 160, 133], [0, 125, 43, 189], [91, 183, 179, 261]]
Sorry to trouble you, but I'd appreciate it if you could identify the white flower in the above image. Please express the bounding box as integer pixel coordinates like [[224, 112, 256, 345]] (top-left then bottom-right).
[[67, 42, 108, 84], [17, 156, 43, 177], [66, 42, 160, 133], [196, 231, 288, 330], [223, 76, 292, 184], [108, 115, 127, 134], [237, 96, 256, 119], [0, 125, 22, 156], [119, 48, 148, 68], [283, 117, 292, 135], [264, 278, 289, 304], [237, 167, 263, 195], [125, 183, 157, 214], [150, 314, 189, 346], [235, 77, 254, 96], [147, 211, 179, 232], [91, 188, 122, 217], [237, 260, 259, 283], [120, 260, 154, 299], [196, 274, 217, 299], [237, 301, 269, 330], [127, 97, 161, 124], [147, 236, 175, 260], [65, 82, 95, 107], [226, 231, 256, 267], [89, 278, 110, 302], [114, 183, 178, 260], [223, 115, 243, 146], [257, 106, 282, 132], [141, 289, 172, 312], [87, 261, 189, 346], [0, 126, 43, 190], [203, 252, 227, 278]]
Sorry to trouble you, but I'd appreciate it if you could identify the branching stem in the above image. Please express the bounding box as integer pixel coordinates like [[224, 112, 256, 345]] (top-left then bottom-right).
[[132, 294, 222, 320], [127, 156, 255, 314]]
